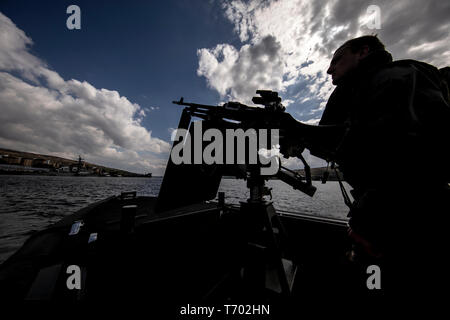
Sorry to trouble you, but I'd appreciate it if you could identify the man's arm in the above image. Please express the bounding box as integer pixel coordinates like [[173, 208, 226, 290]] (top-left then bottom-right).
[[280, 114, 347, 161]]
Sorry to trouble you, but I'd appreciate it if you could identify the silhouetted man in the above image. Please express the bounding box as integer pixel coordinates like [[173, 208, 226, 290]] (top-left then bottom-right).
[[292, 35, 449, 297]]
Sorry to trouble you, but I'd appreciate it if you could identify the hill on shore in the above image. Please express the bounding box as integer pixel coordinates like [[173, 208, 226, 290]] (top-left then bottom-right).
[[0, 147, 148, 177]]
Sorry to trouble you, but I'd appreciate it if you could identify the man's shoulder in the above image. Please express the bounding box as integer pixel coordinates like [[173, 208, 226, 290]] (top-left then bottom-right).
[[371, 59, 441, 87], [372, 59, 441, 84]]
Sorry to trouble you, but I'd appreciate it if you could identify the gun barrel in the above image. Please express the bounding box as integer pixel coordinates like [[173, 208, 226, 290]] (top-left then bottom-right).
[[173, 98, 219, 110], [276, 166, 316, 197]]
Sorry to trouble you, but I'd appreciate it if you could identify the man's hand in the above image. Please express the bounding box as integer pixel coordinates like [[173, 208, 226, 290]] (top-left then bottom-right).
[[279, 131, 305, 158], [276, 113, 306, 158]]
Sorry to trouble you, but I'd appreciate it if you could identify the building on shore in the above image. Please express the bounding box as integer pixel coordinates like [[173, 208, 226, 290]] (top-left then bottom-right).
[[58, 166, 71, 173], [21, 158, 34, 167], [32, 158, 52, 168], [1, 155, 22, 165]]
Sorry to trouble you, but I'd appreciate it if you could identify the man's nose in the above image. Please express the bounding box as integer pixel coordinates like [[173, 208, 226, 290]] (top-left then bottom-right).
[[327, 65, 333, 75]]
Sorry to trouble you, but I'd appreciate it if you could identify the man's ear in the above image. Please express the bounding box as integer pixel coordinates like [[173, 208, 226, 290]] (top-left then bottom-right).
[[358, 45, 370, 60]]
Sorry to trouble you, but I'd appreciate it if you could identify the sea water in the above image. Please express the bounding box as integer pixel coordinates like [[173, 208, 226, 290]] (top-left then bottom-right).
[[0, 175, 351, 264]]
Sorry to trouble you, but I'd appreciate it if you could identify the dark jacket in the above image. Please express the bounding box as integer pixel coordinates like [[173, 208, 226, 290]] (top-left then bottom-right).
[[318, 50, 449, 190], [314, 50, 450, 250]]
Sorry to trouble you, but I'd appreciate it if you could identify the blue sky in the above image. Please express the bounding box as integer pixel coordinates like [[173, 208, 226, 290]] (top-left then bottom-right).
[[0, 0, 448, 174], [1, 0, 236, 140]]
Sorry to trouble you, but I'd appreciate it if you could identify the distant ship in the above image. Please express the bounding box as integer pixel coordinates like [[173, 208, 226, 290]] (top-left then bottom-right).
[[73, 155, 88, 176]]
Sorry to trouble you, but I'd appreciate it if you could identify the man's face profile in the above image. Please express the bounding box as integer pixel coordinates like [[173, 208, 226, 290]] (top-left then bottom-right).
[[327, 45, 367, 85]]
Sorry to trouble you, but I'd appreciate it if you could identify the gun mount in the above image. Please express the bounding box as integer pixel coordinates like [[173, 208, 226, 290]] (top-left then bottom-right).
[[155, 90, 321, 298]]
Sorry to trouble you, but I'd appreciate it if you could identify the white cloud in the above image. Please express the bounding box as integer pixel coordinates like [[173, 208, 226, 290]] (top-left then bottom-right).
[[198, 0, 336, 106], [197, 43, 240, 98], [281, 99, 294, 107], [198, 0, 450, 113], [168, 127, 177, 141], [196, 0, 449, 171], [197, 35, 286, 105], [281, 149, 327, 169], [0, 13, 170, 174], [303, 118, 321, 125]]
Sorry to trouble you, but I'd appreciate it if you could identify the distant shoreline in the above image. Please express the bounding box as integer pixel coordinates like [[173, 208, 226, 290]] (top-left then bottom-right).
[[0, 171, 156, 178], [0, 147, 152, 177]]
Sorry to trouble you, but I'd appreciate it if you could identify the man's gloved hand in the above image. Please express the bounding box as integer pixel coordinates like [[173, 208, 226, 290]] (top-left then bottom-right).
[[275, 113, 306, 158], [279, 128, 305, 158]]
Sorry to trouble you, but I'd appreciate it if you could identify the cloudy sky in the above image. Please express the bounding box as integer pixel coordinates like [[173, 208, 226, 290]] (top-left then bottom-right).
[[0, 0, 448, 174]]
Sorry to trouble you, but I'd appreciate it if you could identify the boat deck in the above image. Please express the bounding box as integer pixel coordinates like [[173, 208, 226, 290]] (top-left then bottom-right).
[[0, 194, 352, 307]]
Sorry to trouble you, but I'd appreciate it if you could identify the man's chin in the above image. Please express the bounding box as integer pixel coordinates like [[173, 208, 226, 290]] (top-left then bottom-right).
[[332, 76, 344, 86]]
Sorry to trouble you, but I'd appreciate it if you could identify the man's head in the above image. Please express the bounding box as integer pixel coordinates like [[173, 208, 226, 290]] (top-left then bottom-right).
[[327, 35, 385, 85]]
